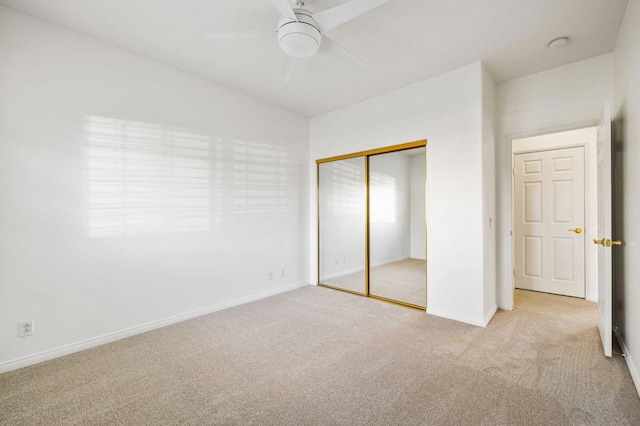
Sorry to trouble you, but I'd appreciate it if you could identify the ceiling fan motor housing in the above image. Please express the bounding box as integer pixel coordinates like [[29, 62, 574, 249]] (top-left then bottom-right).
[[278, 9, 321, 58]]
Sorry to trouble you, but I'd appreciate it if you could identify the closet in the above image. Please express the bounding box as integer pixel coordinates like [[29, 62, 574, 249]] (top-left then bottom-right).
[[317, 141, 427, 309]]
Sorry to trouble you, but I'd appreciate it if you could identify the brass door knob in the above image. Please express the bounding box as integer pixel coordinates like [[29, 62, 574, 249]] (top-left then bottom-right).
[[594, 238, 623, 247], [569, 227, 583, 234]]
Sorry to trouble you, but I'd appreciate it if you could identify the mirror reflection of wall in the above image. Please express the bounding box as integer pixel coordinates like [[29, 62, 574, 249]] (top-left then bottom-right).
[[318, 157, 366, 294], [369, 147, 426, 307]]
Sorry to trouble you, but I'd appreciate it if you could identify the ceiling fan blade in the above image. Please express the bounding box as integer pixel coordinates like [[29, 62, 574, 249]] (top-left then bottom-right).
[[206, 29, 276, 40], [270, 0, 298, 21], [320, 37, 369, 71], [312, 0, 389, 33], [282, 56, 295, 82]]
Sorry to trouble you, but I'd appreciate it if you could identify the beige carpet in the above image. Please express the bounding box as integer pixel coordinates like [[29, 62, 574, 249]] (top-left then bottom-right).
[[370, 258, 426, 307], [322, 269, 366, 294], [1, 287, 639, 425], [322, 258, 426, 307]]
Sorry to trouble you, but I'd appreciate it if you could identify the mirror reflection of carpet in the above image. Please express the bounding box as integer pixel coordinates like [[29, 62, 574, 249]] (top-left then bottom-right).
[[323, 258, 426, 307]]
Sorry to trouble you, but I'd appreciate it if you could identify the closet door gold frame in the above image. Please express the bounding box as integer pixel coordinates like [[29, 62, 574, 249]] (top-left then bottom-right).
[[316, 139, 427, 311]]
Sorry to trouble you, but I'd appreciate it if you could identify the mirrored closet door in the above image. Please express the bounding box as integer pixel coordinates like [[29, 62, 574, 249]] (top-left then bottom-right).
[[317, 141, 427, 310], [369, 147, 426, 308], [318, 157, 367, 295]]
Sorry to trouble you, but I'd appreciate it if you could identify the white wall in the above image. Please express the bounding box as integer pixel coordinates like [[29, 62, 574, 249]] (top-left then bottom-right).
[[613, 0, 640, 396], [0, 7, 310, 371], [482, 64, 497, 320], [409, 154, 426, 260], [369, 151, 411, 266], [496, 54, 614, 309], [311, 62, 493, 326]]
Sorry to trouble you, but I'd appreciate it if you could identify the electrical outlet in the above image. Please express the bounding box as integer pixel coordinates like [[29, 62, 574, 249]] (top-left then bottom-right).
[[280, 268, 285, 278], [267, 271, 274, 280], [335, 258, 339, 265], [342, 257, 346, 264], [19, 320, 34, 337]]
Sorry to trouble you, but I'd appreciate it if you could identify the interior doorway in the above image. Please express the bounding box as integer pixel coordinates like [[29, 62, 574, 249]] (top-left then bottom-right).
[[513, 146, 585, 297], [512, 127, 597, 300]]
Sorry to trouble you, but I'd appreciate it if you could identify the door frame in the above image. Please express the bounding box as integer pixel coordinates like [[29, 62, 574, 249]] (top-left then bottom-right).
[[509, 126, 598, 306]]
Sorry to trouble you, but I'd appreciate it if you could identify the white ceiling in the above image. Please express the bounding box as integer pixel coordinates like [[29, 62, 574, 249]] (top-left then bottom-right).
[[0, 0, 628, 117]]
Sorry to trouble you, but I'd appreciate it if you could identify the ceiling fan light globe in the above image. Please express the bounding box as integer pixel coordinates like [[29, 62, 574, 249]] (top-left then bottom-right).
[[278, 10, 321, 58], [279, 32, 320, 57]]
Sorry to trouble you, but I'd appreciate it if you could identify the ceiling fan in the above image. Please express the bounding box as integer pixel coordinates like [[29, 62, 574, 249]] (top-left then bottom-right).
[[206, 0, 390, 81]]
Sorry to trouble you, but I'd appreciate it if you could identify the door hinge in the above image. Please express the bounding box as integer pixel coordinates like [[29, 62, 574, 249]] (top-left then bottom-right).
[[513, 268, 516, 276], [512, 167, 515, 175]]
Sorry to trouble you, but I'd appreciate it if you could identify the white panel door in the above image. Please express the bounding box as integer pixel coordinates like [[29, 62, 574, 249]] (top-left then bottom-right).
[[514, 147, 585, 298], [596, 105, 613, 357]]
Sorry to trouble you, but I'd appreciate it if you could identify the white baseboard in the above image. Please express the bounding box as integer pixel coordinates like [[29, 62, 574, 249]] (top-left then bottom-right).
[[320, 256, 411, 281], [321, 267, 364, 280], [369, 256, 410, 268], [615, 328, 640, 398], [427, 306, 486, 327], [0, 281, 308, 375], [483, 304, 498, 327]]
